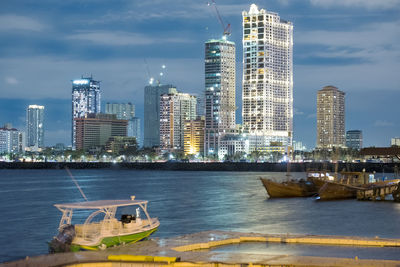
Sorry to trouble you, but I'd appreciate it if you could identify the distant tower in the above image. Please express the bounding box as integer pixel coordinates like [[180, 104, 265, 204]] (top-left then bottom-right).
[[160, 93, 197, 150], [346, 130, 362, 150], [71, 76, 101, 149], [105, 103, 135, 120], [204, 38, 236, 156], [143, 84, 177, 148], [317, 86, 345, 148], [128, 117, 141, 148], [242, 4, 293, 153], [26, 105, 45, 150]]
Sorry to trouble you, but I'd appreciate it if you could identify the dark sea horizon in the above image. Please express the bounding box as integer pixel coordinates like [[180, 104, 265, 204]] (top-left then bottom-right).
[[1, 169, 400, 263]]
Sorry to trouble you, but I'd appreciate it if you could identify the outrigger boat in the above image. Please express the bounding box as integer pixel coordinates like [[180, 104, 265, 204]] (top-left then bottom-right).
[[49, 196, 159, 252]]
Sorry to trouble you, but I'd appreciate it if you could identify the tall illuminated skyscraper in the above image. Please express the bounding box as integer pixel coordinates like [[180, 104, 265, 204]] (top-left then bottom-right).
[[242, 4, 293, 153], [317, 85, 345, 148], [204, 38, 236, 156], [26, 105, 44, 150], [71, 76, 101, 149]]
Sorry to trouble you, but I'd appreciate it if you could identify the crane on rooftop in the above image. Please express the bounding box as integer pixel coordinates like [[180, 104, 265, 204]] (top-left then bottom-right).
[[207, 0, 231, 38]]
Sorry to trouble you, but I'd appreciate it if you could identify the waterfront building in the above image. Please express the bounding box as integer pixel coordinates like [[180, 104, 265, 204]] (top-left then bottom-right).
[[183, 116, 205, 156], [391, 137, 400, 147], [0, 124, 25, 154], [74, 113, 127, 151], [204, 38, 236, 156], [26, 105, 44, 151], [72, 76, 101, 149], [346, 130, 363, 150], [127, 117, 141, 148], [159, 93, 197, 151], [317, 86, 345, 149], [218, 134, 249, 160], [242, 4, 293, 154], [105, 103, 135, 120], [144, 84, 177, 148]]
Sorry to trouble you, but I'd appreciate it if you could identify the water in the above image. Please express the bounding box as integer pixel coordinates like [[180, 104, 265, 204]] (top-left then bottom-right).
[[1, 169, 400, 263]]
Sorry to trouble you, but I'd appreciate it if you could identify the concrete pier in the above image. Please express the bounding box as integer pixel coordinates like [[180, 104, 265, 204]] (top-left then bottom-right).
[[3, 231, 400, 267]]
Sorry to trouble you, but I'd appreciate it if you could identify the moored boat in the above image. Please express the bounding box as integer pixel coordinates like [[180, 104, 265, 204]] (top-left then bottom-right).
[[49, 196, 159, 252], [260, 177, 317, 198], [317, 182, 364, 200]]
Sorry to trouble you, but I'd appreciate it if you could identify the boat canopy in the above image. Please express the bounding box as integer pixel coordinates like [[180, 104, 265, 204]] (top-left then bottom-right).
[[55, 199, 148, 210]]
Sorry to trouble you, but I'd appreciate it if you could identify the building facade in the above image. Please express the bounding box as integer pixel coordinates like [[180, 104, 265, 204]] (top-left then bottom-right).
[[159, 93, 197, 150], [72, 76, 101, 149], [0, 124, 25, 154], [105, 103, 135, 120], [218, 134, 249, 160], [204, 38, 236, 156], [183, 117, 205, 156], [74, 113, 127, 151], [242, 4, 293, 153], [128, 117, 141, 148], [26, 105, 44, 150], [346, 130, 362, 150], [144, 84, 177, 148], [392, 137, 400, 147], [317, 86, 345, 149]]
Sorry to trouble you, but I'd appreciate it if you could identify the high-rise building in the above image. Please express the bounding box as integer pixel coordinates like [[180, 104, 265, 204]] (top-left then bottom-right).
[[128, 117, 141, 147], [72, 76, 101, 149], [26, 105, 44, 150], [144, 84, 177, 148], [317, 86, 345, 148], [0, 124, 25, 154], [74, 113, 127, 151], [204, 38, 236, 156], [160, 93, 197, 150], [184, 117, 205, 156], [242, 4, 293, 153], [105, 103, 135, 120], [346, 130, 362, 150]]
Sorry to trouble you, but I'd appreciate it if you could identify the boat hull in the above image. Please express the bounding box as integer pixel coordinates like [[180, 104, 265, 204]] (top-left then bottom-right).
[[70, 227, 158, 252], [317, 182, 358, 200], [260, 178, 317, 198]]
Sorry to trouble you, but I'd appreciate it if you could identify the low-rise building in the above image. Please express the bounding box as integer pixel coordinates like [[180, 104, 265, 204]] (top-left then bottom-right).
[[0, 124, 25, 154], [218, 134, 249, 160], [75, 113, 127, 151], [346, 130, 363, 150]]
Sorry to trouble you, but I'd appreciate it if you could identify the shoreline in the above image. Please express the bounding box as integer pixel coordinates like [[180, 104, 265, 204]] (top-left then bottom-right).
[[0, 161, 397, 173]]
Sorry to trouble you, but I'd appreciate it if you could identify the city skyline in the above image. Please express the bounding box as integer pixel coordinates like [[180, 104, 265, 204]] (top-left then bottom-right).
[[0, 0, 399, 148]]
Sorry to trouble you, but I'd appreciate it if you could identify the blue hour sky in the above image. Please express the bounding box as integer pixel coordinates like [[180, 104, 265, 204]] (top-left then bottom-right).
[[0, 0, 399, 149]]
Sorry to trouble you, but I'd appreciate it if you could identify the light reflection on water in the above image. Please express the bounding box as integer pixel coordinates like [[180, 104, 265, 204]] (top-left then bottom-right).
[[0, 169, 400, 263]]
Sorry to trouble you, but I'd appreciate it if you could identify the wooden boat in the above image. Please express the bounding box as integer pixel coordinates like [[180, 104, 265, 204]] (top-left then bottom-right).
[[260, 177, 317, 198], [49, 196, 159, 252], [317, 182, 364, 200]]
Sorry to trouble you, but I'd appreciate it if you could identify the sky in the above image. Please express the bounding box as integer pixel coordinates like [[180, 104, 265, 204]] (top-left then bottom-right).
[[0, 0, 399, 149]]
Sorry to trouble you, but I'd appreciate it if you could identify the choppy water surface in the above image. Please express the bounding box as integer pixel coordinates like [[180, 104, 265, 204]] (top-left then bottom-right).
[[1, 169, 400, 263]]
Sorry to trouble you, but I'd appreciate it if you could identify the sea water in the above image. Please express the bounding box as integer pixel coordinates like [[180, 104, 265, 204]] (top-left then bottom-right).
[[1, 169, 400, 262]]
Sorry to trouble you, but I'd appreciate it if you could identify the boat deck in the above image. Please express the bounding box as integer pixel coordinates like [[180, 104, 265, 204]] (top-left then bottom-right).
[[4, 230, 400, 267]]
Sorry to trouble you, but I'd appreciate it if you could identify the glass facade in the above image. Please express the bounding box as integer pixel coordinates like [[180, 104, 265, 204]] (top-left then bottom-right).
[[26, 105, 44, 150], [71, 76, 101, 149]]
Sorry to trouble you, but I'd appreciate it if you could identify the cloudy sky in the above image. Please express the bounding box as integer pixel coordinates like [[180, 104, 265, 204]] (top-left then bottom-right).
[[0, 0, 399, 148]]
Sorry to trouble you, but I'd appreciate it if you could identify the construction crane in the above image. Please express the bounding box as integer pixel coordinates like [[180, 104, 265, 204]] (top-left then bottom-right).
[[207, 0, 231, 38]]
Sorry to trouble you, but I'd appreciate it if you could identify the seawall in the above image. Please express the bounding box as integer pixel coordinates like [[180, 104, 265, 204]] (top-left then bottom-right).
[[0, 161, 398, 172]]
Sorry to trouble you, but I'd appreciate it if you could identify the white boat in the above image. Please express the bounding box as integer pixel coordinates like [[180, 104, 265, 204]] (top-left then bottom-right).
[[49, 196, 159, 252]]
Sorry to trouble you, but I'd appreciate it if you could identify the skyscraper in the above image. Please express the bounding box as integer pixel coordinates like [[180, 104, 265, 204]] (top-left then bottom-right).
[[346, 130, 362, 150], [71, 76, 101, 149], [204, 38, 236, 156], [105, 103, 135, 120], [317, 86, 345, 148], [184, 117, 205, 156], [144, 84, 177, 148], [242, 4, 293, 153], [127, 117, 141, 147], [160, 93, 197, 150], [26, 105, 44, 150]]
